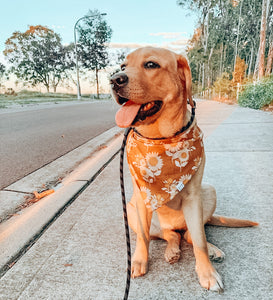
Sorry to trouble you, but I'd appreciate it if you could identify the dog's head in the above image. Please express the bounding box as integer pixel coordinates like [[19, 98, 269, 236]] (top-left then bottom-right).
[[110, 47, 193, 134]]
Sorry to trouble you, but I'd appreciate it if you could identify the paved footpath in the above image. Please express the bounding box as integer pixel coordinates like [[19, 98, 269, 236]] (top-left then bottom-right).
[[0, 100, 272, 299]]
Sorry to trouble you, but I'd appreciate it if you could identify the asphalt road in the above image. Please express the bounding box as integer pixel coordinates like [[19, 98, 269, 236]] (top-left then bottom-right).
[[0, 100, 119, 190]]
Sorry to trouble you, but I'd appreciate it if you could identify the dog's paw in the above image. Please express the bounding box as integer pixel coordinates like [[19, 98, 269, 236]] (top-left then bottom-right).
[[196, 265, 224, 293], [207, 242, 225, 263], [164, 245, 181, 264], [131, 260, 148, 278]]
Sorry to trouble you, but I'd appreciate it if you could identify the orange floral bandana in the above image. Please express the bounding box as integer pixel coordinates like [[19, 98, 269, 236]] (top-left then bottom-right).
[[127, 124, 204, 211]]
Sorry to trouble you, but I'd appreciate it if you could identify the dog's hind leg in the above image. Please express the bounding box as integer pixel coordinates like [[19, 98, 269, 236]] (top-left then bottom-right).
[[163, 230, 181, 264]]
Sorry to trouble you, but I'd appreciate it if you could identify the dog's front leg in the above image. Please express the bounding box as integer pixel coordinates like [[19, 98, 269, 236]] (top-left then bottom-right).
[[182, 191, 223, 292], [131, 191, 153, 278]]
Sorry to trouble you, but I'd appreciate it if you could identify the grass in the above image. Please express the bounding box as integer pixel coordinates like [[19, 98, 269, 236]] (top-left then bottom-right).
[[0, 90, 112, 109]]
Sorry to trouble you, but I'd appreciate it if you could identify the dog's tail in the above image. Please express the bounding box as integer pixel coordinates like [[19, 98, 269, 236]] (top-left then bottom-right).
[[207, 214, 259, 227]]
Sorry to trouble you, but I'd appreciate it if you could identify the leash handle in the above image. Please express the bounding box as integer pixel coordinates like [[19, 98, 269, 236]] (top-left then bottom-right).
[[120, 127, 132, 300]]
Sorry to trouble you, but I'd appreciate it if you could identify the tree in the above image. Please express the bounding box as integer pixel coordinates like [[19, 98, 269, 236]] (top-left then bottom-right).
[[178, 0, 271, 94], [213, 72, 232, 98], [0, 63, 6, 92], [265, 39, 273, 75], [233, 56, 246, 85], [256, 0, 269, 79], [4, 25, 74, 92], [76, 10, 112, 98]]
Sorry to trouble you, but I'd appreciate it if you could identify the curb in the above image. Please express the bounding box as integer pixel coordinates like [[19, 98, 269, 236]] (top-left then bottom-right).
[[0, 127, 124, 273]]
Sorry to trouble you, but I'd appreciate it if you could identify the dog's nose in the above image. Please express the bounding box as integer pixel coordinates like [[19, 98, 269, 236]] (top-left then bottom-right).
[[110, 72, 129, 89]]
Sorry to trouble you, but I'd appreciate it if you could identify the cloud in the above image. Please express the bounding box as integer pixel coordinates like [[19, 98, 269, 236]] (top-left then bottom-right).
[[109, 42, 157, 49], [170, 38, 189, 46], [108, 41, 188, 54], [51, 25, 66, 30], [150, 32, 188, 39]]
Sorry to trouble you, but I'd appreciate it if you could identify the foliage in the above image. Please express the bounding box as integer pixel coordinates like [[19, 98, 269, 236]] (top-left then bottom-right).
[[0, 62, 6, 93], [76, 9, 112, 98], [213, 72, 232, 97], [232, 56, 246, 85], [238, 75, 273, 109], [178, 0, 273, 97], [4, 25, 75, 92], [0, 63, 5, 78]]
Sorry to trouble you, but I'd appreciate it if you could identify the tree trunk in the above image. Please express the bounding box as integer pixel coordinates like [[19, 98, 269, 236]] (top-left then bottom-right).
[[198, 63, 201, 93], [248, 45, 254, 77], [95, 67, 99, 99], [257, 0, 268, 79], [202, 63, 205, 90], [234, 0, 243, 72], [265, 40, 273, 76], [219, 42, 223, 76], [207, 47, 213, 88]]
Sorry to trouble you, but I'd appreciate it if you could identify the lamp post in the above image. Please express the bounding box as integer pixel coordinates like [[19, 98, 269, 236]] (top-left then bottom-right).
[[74, 13, 107, 100]]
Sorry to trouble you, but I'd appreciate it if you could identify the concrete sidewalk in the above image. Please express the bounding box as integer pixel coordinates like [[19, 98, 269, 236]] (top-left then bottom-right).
[[0, 101, 272, 299]]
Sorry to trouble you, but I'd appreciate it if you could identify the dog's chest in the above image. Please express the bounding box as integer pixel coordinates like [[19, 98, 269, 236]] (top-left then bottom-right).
[[127, 125, 204, 211]]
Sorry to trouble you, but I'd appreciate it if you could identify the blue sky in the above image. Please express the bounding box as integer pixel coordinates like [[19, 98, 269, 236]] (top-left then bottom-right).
[[0, 0, 198, 57]]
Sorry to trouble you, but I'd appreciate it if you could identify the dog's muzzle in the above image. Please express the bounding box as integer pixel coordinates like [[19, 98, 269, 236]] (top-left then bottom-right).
[[110, 72, 128, 90]]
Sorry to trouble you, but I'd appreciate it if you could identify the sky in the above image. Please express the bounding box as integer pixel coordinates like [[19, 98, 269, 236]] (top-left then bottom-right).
[[0, 0, 198, 62]]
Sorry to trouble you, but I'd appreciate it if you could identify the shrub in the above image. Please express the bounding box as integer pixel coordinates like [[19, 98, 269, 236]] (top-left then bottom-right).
[[238, 76, 273, 109]]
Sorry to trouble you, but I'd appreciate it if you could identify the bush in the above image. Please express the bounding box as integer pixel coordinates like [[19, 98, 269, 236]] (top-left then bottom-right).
[[238, 76, 273, 109]]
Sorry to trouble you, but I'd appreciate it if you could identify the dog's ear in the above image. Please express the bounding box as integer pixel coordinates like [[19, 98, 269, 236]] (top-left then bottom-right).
[[176, 55, 194, 107]]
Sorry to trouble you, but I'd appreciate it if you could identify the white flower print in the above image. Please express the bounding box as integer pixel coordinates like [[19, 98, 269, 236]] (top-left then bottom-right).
[[139, 166, 155, 183], [127, 136, 137, 153], [193, 126, 203, 140], [164, 142, 183, 156], [173, 148, 190, 169], [146, 152, 163, 172], [139, 186, 152, 206], [149, 194, 164, 210], [133, 152, 163, 183], [179, 174, 192, 186], [162, 178, 180, 199], [192, 156, 202, 171]]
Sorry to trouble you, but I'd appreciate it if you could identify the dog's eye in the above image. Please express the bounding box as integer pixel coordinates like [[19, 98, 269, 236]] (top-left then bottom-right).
[[144, 61, 160, 69], [121, 64, 126, 71]]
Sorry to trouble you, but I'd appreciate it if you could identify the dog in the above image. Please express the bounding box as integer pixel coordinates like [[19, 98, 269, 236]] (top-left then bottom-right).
[[110, 47, 258, 292]]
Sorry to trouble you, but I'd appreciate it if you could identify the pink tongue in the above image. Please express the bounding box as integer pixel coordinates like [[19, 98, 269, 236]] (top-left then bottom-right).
[[115, 100, 141, 128]]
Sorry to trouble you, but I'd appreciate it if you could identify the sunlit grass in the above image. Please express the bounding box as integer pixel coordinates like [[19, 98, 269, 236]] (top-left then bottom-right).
[[0, 90, 112, 109]]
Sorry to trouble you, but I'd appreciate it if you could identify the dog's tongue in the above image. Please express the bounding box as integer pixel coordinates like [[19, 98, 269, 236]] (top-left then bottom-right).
[[115, 100, 141, 128]]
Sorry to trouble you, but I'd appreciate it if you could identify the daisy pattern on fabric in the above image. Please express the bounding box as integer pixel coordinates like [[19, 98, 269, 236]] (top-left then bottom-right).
[[146, 152, 163, 173], [164, 142, 183, 156], [193, 125, 203, 140], [192, 156, 202, 171], [179, 174, 192, 186], [162, 178, 181, 199], [139, 186, 152, 207], [172, 148, 190, 169], [133, 152, 163, 183], [149, 194, 165, 210], [127, 136, 137, 153]]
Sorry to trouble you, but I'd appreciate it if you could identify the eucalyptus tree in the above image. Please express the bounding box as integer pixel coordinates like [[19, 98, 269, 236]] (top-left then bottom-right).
[[4, 25, 74, 92], [177, 0, 271, 90], [0, 62, 6, 92], [76, 10, 112, 98]]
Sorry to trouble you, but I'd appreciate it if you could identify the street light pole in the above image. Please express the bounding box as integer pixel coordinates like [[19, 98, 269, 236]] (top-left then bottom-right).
[[73, 13, 107, 100]]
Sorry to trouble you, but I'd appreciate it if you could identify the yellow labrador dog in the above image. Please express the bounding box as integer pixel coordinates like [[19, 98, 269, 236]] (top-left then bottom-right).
[[110, 47, 258, 292]]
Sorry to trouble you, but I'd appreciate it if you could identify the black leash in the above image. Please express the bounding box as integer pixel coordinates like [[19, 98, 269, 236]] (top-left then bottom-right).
[[120, 127, 132, 300]]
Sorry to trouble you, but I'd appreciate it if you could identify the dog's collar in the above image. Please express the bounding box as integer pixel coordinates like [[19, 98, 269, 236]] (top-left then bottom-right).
[[133, 100, 196, 140]]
